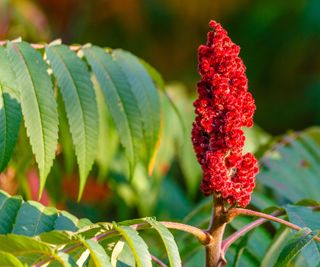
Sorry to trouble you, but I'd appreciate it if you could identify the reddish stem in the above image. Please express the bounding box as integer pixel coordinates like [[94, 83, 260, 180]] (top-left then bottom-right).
[[233, 208, 320, 242], [221, 210, 283, 253]]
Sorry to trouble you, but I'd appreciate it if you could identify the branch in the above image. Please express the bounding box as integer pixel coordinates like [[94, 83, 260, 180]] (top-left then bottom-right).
[[221, 210, 283, 253], [33, 221, 208, 266], [151, 255, 168, 267], [0, 40, 81, 51], [233, 208, 320, 242]]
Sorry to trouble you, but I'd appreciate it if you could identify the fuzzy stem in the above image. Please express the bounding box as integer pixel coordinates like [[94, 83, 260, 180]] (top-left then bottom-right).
[[233, 208, 320, 242], [221, 210, 283, 253]]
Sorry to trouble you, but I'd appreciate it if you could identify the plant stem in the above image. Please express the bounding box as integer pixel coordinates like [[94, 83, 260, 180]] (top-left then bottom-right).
[[221, 210, 283, 253], [233, 208, 320, 242], [32, 221, 208, 267], [205, 195, 233, 267], [151, 255, 168, 267], [0, 40, 81, 50]]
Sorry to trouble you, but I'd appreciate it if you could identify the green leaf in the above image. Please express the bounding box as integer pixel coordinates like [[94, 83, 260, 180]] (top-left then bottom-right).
[[275, 228, 316, 267], [83, 46, 143, 175], [80, 238, 112, 267], [7, 41, 59, 196], [0, 191, 22, 234], [113, 50, 161, 174], [0, 46, 21, 172], [46, 45, 99, 199], [258, 127, 320, 202], [261, 227, 292, 267], [12, 201, 58, 236], [0, 251, 24, 267], [286, 205, 320, 266], [0, 234, 57, 265], [145, 217, 181, 267], [113, 223, 152, 267]]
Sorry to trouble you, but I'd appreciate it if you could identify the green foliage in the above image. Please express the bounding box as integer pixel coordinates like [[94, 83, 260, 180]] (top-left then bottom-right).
[[258, 127, 320, 202], [0, 40, 162, 199], [0, 190, 181, 266], [275, 228, 316, 267], [46, 44, 99, 199], [7, 41, 59, 196]]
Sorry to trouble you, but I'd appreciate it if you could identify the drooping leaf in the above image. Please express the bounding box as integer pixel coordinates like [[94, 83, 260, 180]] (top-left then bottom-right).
[[7, 41, 59, 195], [113, 50, 161, 174], [80, 238, 112, 267], [83, 46, 143, 175], [113, 223, 152, 267], [145, 217, 181, 267], [46, 44, 99, 199], [0, 46, 21, 171], [275, 228, 316, 267]]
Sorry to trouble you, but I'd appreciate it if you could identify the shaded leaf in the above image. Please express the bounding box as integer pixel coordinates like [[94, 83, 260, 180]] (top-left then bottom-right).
[[0, 46, 22, 172], [113, 50, 161, 174], [83, 46, 142, 175]]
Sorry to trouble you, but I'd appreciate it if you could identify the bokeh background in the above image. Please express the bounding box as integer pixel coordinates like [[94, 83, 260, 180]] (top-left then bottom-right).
[[1, 0, 320, 265], [0, 0, 320, 234], [2, 0, 320, 133]]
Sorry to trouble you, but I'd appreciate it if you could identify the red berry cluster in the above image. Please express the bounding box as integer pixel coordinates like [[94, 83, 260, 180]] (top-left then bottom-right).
[[192, 20, 258, 207]]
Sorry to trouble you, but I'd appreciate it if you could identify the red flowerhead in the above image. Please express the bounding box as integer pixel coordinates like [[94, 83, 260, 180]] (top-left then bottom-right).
[[192, 20, 259, 207]]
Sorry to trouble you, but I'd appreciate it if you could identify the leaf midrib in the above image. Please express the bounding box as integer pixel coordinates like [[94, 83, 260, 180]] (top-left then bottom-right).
[[86, 48, 136, 161], [48, 46, 88, 170], [12, 44, 46, 176]]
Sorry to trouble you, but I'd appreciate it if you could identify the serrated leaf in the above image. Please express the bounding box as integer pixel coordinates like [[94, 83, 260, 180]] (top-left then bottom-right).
[[113, 223, 152, 267], [7, 41, 59, 196], [0, 191, 22, 234], [83, 46, 143, 175], [145, 217, 181, 267], [275, 228, 316, 267], [0, 46, 21, 171], [46, 45, 98, 199], [113, 50, 161, 175], [0, 251, 24, 267], [80, 238, 111, 267]]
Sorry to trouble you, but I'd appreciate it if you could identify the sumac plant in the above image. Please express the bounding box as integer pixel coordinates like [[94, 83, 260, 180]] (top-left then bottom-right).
[[0, 21, 319, 267]]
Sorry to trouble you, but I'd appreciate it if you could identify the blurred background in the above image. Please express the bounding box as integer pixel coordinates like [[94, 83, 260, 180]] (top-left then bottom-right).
[[1, 0, 320, 265], [0, 0, 320, 246]]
